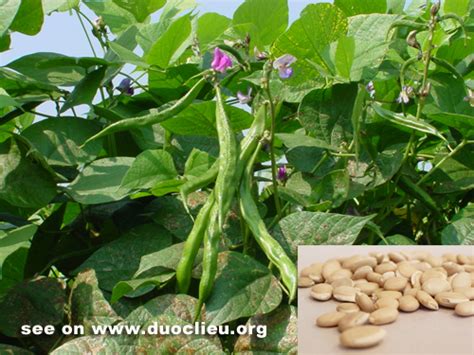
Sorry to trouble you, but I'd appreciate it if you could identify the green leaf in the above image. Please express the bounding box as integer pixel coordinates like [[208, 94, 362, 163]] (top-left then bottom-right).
[[146, 14, 192, 68], [334, 36, 355, 80], [379, 234, 417, 245], [126, 294, 198, 325], [0, 34, 11, 51], [161, 101, 253, 136], [0, 66, 61, 97], [272, 3, 348, 86], [0, 247, 29, 301], [23, 205, 66, 278], [61, 66, 106, 113], [21, 117, 103, 166], [0, 225, 36, 279], [65, 157, 134, 205], [121, 149, 177, 190], [197, 13, 231, 51], [232, 0, 288, 49], [150, 179, 183, 196], [429, 145, 474, 193], [234, 305, 297, 354], [205, 251, 282, 326], [134, 242, 194, 278], [42, 0, 79, 14], [0, 278, 65, 338], [7, 53, 106, 86], [108, 41, 149, 68], [346, 14, 398, 81], [124, 295, 223, 353], [113, 0, 166, 22], [443, 0, 471, 17], [427, 112, 474, 138], [335, 0, 387, 16], [83, 0, 138, 34], [9, 0, 44, 35], [274, 212, 374, 259], [298, 84, 357, 146], [0, 0, 21, 37], [184, 149, 217, 179], [0, 88, 20, 109], [150, 195, 196, 240], [372, 104, 446, 140], [74, 223, 172, 291], [441, 217, 474, 244], [0, 138, 57, 209], [136, 0, 196, 53], [111, 273, 174, 303], [0, 344, 33, 354], [424, 75, 473, 116], [70, 269, 121, 334]]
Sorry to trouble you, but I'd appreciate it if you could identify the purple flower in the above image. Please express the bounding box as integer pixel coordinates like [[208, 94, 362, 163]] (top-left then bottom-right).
[[366, 81, 375, 99], [277, 165, 287, 181], [273, 54, 296, 79], [211, 47, 233, 73], [117, 78, 134, 96], [396, 85, 414, 104], [237, 88, 252, 104]]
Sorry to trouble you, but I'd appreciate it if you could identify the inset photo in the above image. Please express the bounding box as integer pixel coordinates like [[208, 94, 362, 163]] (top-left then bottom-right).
[[298, 246, 474, 355]]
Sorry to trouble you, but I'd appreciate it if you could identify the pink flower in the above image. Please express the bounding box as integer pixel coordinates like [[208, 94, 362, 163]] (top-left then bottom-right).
[[211, 47, 232, 73]]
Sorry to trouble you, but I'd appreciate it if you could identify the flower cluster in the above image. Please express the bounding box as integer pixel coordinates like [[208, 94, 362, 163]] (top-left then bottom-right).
[[396, 85, 415, 104], [211, 48, 233, 73]]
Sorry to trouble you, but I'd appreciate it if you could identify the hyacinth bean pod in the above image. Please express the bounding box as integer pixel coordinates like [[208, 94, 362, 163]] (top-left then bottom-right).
[[84, 77, 207, 144], [196, 203, 220, 319], [176, 191, 215, 294], [180, 102, 267, 213], [239, 143, 297, 301], [214, 84, 239, 231]]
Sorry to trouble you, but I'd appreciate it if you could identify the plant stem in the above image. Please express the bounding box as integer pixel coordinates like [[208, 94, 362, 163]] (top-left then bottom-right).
[[75, 9, 97, 57], [417, 139, 469, 185], [263, 63, 282, 216], [403, 14, 437, 163]]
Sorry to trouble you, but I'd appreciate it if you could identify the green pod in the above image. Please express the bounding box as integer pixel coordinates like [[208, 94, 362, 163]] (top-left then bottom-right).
[[214, 85, 239, 231], [176, 192, 215, 294], [239, 143, 297, 301], [84, 77, 207, 144], [196, 203, 220, 320], [179, 104, 267, 219]]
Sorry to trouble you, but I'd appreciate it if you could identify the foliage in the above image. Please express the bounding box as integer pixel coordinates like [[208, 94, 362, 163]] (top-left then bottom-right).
[[0, 0, 472, 352]]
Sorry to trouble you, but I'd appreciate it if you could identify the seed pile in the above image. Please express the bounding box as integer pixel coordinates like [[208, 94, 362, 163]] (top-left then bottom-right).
[[299, 251, 474, 349]]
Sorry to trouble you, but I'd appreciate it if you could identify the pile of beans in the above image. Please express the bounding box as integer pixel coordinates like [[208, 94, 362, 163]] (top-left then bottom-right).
[[299, 251, 474, 349]]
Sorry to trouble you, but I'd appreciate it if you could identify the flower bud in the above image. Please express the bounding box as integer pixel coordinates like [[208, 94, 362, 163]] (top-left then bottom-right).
[[93, 16, 106, 31], [406, 30, 420, 50], [430, 2, 440, 17]]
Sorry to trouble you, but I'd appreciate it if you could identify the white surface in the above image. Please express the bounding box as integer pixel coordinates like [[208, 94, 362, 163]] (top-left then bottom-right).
[[298, 246, 474, 355]]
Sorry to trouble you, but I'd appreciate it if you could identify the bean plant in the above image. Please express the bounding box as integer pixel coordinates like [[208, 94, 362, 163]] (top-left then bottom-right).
[[0, 0, 472, 353]]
